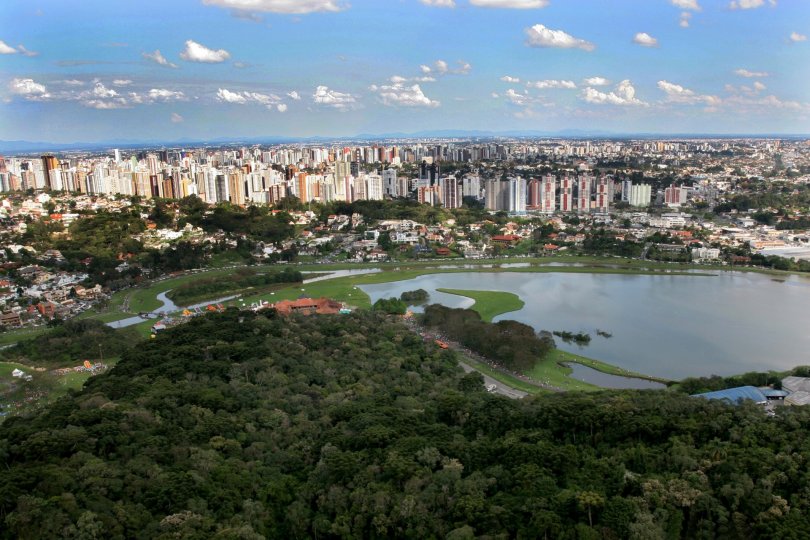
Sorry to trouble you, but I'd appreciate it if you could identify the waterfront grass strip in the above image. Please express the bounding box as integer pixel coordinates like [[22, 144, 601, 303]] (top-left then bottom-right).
[[436, 288, 525, 322]]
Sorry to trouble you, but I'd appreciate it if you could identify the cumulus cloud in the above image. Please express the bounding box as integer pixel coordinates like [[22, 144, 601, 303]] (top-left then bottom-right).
[[583, 76, 610, 86], [61, 79, 85, 86], [580, 80, 646, 106], [0, 41, 16, 54], [679, 12, 692, 27], [201, 0, 346, 14], [147, 88, 187, 101], [633, 32, 658, 47], [216, 87, 285, 110], [370, 81, 439, 107], [171, 112, 184, 123], [500, 75, 520, 83], [0, 41, 38, 56], [312, 85, 357, 110], [657, 80, 720, 105], [276, 103, 287, 112], [143, 49, 178, 68], [469, 0, 549, 7], [790, 32, 807, 42], [525, 24, 595, 51], [287, 90, 301, 100], [8, 78, 50, 100], [526, 79, 576, 89], [734, 68, 768, 77], [113, 79, 133, 86], [419, 59, 471, 76], [504, 88, 529, 106], [729, 0, 771, 9], [671, 0, 700, 9], [180, 40, 231, 63], [420, 0, 455, 6]]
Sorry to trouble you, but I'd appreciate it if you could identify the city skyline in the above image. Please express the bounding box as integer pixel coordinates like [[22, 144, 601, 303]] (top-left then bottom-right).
[[1, 0, 809, 143]]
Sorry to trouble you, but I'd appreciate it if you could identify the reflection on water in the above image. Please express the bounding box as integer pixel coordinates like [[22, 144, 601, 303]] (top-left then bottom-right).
[[359, 270, 810, 379]]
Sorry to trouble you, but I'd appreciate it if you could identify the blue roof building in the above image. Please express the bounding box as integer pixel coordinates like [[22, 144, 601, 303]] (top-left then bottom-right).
[[692, 386, 767, 405]]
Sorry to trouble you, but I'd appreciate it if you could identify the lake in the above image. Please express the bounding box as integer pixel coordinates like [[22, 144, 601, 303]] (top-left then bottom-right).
[[359, 270, 810, 380]]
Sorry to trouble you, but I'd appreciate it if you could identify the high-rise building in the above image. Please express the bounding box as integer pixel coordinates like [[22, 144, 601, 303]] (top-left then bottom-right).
[[382, 168, 398, 197], [594, 176, 612, 213], [664, 185, 687, 207], [559, 176, 573, 212], [461, 174, 481, 199], [540, 175, 556, 213], [440, 176, 461, 209], [629, 184, 652, 207], [485, 179, 509, 211], [508, 177, 526, 213], [527, 179, 541, 209], [577, 175, 592, 214]]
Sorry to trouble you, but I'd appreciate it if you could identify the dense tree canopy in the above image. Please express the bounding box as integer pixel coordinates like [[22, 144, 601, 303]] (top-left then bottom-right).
[[1, 311, 810, 539]]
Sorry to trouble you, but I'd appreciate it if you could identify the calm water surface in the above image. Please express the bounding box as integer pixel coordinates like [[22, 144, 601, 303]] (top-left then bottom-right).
[[359, 271, 810, 380]]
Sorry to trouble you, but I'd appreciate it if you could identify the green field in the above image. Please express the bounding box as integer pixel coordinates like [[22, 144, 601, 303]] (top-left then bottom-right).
[[0, 327, 49, 346], [436, 288, 525, 322]]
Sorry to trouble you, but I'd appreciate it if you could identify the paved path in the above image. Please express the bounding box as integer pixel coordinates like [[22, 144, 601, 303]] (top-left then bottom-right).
[[458, 360, 528, 399]]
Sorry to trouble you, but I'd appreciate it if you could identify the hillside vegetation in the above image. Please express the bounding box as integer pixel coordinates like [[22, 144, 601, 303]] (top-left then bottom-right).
[[1, 310, 809, 539]]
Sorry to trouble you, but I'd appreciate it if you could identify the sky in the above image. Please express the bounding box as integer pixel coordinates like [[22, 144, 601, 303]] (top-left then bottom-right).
[[0, 0, 808, 142]]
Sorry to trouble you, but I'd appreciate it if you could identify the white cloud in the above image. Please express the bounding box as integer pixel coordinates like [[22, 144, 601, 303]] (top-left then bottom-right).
[[753, 81, 766, 92], [312, 85, 357, 109], [419, 59, 470, 76], [633, 32, 658, 47], [276, 103, 287, 112], [180, 40, 231, 63], [82, 99, 129, 110], [525, 24, 595, 51], [679, 12, 692, 27], [143, 49, 178, 68], [583, 76, 610, 86], [420, 0, 455, 7], [734, 68, 769, 77], [729, 0, 770, 9], [16, 45, 38, 57], [580, 80, 646, 106], [61, 79, 85, 86], [526, 79, 576, 89], [371, 82, 439, 107], [469, 0, 549, 7], [501, 75, 520, 83], [216, 88, 284, 110], [287, 91, 301, 100], [0, 40, 18, 54], [8, 78, 50, 99], [657, 80, 720, 105], [790, 32, 807, 42], [504, 88, 529, 106], [113, 79, 133, 86], [147, 88, 187, 101], [171, 112, 184, 123], [201, 0, 346, 14], [216, 88, 246, 103], [671, 0, 700, 10]]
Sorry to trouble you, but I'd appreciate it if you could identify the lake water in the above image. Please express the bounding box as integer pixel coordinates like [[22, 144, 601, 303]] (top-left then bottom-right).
[[359, 271, 810, 380]]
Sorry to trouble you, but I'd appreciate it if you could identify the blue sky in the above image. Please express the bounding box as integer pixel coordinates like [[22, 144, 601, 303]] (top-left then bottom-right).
[[1, 0, 808, 142]]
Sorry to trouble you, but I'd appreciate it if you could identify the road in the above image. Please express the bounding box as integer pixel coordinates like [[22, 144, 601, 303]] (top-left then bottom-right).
[[458, 360, 528, 399]]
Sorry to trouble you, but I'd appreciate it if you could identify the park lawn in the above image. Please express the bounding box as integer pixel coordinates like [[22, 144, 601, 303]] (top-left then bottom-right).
[[0, 327, 49, 346], [436, 288, 524, 322], [524, 349, 671, 391]]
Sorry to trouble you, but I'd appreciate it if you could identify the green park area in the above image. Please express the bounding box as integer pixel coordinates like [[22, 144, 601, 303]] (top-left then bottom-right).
[[435, 288, 525, 322]]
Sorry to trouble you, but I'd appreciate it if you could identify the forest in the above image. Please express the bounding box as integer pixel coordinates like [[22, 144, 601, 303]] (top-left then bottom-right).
[[2, 310, 810, 539], [422, 304, 555, 372]]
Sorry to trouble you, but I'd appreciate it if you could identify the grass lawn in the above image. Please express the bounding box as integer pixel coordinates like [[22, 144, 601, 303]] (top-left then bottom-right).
[[0, 327, 49, 346], [436, 288, 525, 322]]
